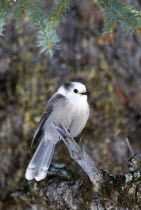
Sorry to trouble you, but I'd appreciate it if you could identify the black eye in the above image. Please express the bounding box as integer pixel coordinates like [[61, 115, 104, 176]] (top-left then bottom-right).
[[74, 89, 78, 93]]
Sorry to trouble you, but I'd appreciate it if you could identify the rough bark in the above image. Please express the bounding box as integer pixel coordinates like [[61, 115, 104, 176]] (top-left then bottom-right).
[[52, 122, 102, 186], [3, 124, 141, 210], [2, 122, 141, 210], [1, 1, 141, 209]]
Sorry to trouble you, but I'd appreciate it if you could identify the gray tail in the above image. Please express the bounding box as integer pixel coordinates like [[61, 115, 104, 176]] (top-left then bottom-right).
[[25, 138, 55, 181]]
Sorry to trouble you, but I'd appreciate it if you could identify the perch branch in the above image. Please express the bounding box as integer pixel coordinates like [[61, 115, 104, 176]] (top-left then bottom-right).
[[52, 122, 102, 187]]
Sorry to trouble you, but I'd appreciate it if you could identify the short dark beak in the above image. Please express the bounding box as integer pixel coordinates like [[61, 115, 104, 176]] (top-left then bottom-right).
[[81, 91, 91, 95]]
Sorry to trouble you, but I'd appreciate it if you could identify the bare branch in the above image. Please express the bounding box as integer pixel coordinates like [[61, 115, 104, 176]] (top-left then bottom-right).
[[52, 122, 102, 189]]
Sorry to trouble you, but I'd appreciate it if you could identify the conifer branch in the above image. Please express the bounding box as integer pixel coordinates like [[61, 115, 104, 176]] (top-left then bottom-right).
[[36, 0, 72, 56], [0, 1, 12, 36], [48, 0, 72, 28], [16, 1, 28, 23], [0, 0, 141, 55], [95, 0, 141, 36]]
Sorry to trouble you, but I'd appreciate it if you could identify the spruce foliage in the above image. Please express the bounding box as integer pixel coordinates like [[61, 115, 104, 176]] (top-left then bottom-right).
[[96, 0, 141, 35], [0, 0, 141, 56]]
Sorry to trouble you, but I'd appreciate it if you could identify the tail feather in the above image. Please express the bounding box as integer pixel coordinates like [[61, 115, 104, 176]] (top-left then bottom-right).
[[35, 142, 55, 181], [25, 138, 55, 181]]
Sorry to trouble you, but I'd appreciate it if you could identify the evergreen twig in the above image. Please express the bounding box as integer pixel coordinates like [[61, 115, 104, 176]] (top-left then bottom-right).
[[95, 0, 141, 36], [0, 0, 141, 55]]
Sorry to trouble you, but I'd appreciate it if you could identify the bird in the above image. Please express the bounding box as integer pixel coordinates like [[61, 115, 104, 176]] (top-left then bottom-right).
[[25, 82, 90, 181]]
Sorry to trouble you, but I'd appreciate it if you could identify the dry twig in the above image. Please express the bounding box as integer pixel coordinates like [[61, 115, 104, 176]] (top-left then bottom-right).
[[52, 122, 102, 189]]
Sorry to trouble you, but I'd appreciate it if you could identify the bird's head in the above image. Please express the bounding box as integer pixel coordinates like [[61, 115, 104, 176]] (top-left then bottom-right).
[[57, 82, 90, 103]]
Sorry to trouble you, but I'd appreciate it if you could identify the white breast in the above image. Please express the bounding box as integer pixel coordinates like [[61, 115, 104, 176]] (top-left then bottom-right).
[[44, 96, 90, 141], [68, 99, 90, 137]]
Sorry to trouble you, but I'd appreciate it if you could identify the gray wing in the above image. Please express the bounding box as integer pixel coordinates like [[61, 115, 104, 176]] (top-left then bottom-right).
[[31, 94, 66, 148]]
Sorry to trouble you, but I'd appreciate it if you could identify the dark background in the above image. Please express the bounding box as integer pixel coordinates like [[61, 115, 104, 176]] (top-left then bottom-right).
[[0, 1, 141, 209]]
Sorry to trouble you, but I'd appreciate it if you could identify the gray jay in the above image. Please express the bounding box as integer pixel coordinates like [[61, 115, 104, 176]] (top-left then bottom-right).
[[25, 82, 90, 181]]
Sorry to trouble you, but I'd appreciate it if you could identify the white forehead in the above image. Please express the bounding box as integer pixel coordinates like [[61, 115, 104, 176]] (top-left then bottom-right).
[[70, 82, 86, 91], [57, 82, 86, 95]]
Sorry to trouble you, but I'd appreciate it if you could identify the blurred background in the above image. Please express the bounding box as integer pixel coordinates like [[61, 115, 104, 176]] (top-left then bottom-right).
[[0, 0, 141, 208]]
